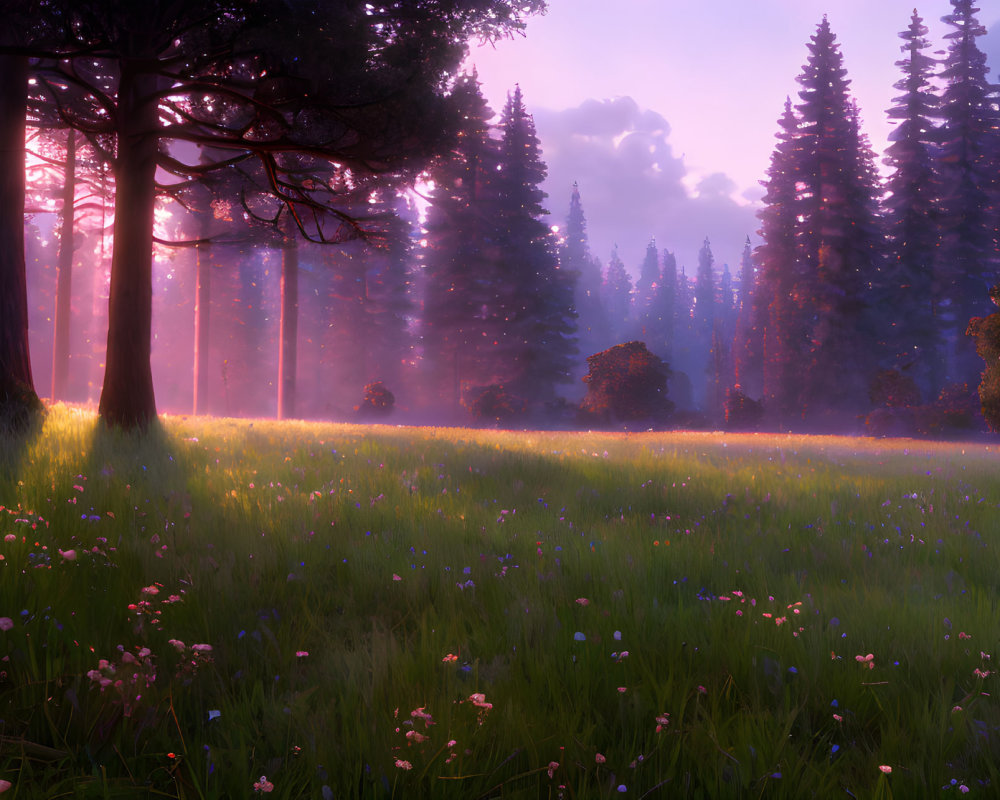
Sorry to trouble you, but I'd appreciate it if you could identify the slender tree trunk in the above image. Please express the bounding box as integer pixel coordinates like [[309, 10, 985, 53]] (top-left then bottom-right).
[[0, 54, 37, 412], [192, 242, 210, 415], [51, 130, 77, 402], [98, 62, 159, 429], [277, 232, 298, 420]]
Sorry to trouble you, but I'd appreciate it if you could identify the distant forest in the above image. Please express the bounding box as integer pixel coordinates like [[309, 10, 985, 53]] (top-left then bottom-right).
[[4, 1, 1000, 435]]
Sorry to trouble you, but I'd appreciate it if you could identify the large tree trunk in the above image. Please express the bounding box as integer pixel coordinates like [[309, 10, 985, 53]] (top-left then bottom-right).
[[277, 232, 299, 420], [98, 62, 159, 429], [51, 130, 76, 402], [192, 242, 210, 415], [0, 53, 38, 418]]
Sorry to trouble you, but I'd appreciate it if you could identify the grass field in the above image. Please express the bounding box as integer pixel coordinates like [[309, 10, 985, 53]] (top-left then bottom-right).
[[1, 405, 999, 798]]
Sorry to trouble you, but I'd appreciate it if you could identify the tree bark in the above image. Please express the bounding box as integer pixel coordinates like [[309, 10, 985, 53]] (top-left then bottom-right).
[[51, 130, 76, 402], [0, 53, 36, 410], [192, 242, 210, 415], [98, 62, 159, 429], [277, 231, 298, 420]]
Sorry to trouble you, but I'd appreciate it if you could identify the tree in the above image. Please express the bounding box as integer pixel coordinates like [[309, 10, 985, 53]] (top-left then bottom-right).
[[14, 0, 545, 429], [493, 85, 577, 405], [420, 71, 502, 412], [936, 0, 999, 389], [757, 19, 885, 429], [602, 246, 632, 339], [692, 237, 716, 408], [883, 9, 942, 397], [793, 17, 884, 425], [758, 99, 808, 426], [732, 236, 764, 399], [579, 341, 673, 426], [966, 285, 1000, 432], [560, 182, 609, 367]]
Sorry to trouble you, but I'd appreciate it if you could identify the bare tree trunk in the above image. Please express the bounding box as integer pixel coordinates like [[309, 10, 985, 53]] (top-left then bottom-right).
[[0, 53, 37, 418], [277, 232, 299, 420], [98, 62, 158, 429], [192, 242, 210, 415], [51, 130, 76, 402]]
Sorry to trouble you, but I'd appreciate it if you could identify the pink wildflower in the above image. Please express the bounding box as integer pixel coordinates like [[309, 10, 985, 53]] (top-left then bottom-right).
[[0, 618, 13, 632], [253, 775, 274, 793], [878, 765, 892, 774], [394, 759, 412, 770]]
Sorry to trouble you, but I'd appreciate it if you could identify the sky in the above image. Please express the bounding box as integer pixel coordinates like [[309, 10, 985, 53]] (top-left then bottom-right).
[[466, 0, 1000, 277]]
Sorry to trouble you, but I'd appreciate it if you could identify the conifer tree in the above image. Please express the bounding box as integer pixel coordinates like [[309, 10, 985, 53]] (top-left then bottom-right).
[[883, 9, 941, 397], [652, 248, 678, 362], [635, 239, 660, 319], [732, 236, 765, 399], [758, 98, 808, 426], [693, 237, 716, 409], [420, 72, 501, 411], [560, 182, 609, 365], [793, 16, 884, 425], [936, 0, 999, 388], [494, 85, 577, 405], [602, 246, 633, 341]]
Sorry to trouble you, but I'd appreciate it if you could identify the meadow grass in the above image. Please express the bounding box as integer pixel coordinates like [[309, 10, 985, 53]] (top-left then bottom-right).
[[0, 405, 999, 798]]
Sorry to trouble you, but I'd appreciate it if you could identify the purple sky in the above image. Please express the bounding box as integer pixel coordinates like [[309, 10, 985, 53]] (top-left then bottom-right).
[[467, 1, 1000, 277]]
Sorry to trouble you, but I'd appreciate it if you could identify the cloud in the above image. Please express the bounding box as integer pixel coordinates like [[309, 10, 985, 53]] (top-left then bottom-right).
[[534, 97, 759, 276]]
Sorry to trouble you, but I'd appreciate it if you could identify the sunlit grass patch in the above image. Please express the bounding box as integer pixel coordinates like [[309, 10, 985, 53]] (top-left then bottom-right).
[[0, 407, 998, 797]]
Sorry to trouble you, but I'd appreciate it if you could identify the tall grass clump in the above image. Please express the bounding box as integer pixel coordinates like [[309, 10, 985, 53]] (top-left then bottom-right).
[[0, 404, 998, 797]]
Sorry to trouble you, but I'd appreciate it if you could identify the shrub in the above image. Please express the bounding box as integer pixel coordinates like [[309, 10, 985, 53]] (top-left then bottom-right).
[[356, 381, 395, 418], [967, 284, 1000, 433], [579, 341, 673, 427], [724, 386, 764, 431], [464, 384, 525, 425]]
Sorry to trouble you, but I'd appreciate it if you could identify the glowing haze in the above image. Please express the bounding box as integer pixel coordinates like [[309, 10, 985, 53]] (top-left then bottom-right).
[[467, 0, 1000, 276]]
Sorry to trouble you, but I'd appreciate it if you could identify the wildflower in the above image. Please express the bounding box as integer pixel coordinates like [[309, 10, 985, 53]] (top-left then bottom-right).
[[617, 686, 627, 693], [446, 739, 457, 748], [833, 714, 843, 722], [573, 632, 586, 642], [879, 765, 892, 774], [0, 780, 12, 792], [3, 534, 14, 542], [547, 761, 559, 779], [141, 585, 159, 596], [253, 775, 274, 793], [411, 707, 434, 725], [394, 759, 412, 770], [58, 549, 77, 561], [442, 653, 458, 663], [575, 598, 590, 606], [405, 730, 428, 743], [617, 785, 627, 793], [697, 685, 707, 695], [392, 574, 401, 581], [655, 713, 670, 732], [595, 753, 606, 764], [167, 639, 185, 652], [0, 618, 13, 632], [959, 785, 970, 793], [295, 650, 309, 658]]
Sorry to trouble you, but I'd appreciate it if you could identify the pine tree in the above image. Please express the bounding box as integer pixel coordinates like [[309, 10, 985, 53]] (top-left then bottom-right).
[[883, 9, 941, 398], [494, 85, 577, 405], [602, 246, 633, 341], [635, 239, 660, 318], [758, 98, 808, 426], [732, 236, 764, 398], [936, 0, 999, 388], [420, 71, 502, 412], [755, 19, 885, 428], [652, 248, 678, 362], [560, 182, 609, 367]]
